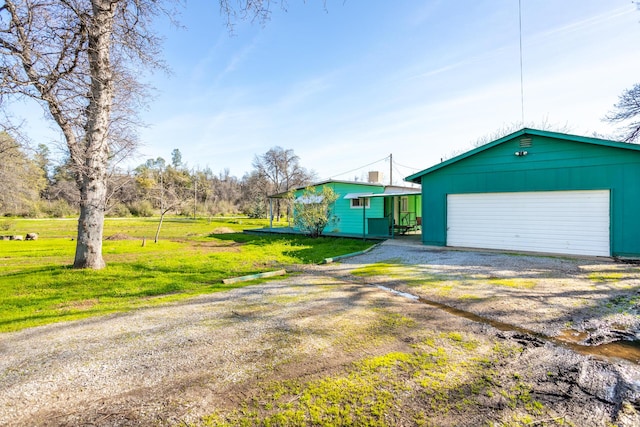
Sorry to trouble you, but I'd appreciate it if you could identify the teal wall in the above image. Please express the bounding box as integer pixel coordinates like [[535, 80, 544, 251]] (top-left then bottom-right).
[[292, 182, 422, 236], [293, 182, 385, 235], [417, 134, 640, 257], [329, 182, 385, 235]]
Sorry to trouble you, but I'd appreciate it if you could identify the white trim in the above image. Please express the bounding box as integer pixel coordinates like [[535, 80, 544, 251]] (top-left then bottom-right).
[[343, 192, 374, 199], [350, 198, 370, 208]]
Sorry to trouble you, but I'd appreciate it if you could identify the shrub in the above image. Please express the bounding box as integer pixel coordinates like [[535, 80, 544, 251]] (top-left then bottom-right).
[[289, 186, 339, 238], [106, 203, 132, 217], [35, 199, 79, 218], [0, 219, 15, 231], [39, 199, 77, 218], [127, 200, 154, 217]]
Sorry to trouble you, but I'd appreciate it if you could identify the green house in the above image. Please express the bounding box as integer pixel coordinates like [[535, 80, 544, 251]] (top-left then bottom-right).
[[406, 128, 640, 258], [269, 179, 422, 238]]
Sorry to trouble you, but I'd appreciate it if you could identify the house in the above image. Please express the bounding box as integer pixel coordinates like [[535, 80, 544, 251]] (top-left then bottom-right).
[[405, 128, 640, 258], [269, 172, 422, 238]]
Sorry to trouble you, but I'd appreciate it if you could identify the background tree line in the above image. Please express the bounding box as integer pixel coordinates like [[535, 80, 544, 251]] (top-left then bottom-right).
[[0, 138, 314, 220]]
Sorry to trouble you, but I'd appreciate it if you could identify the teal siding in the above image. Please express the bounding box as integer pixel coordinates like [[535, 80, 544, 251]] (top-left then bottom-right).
[[328, 182, 385, 235], [293, 182, 385, 235], [416, 133, 640, 257]]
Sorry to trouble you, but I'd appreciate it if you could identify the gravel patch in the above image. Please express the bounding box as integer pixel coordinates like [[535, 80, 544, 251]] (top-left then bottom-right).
[[338, 239, 640, 342]]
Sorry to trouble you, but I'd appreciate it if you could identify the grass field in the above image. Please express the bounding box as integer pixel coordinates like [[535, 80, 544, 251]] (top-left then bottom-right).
[[0, 217, 375, 333]]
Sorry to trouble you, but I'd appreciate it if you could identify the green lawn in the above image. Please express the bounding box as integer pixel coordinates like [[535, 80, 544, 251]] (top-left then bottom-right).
[[0, 217, 375, 333]]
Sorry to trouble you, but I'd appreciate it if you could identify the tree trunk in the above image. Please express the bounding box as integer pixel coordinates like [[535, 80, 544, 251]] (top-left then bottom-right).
[[74, 177, 107, 269], [154, 211, 166, 243], [72, 1, 115, 269]]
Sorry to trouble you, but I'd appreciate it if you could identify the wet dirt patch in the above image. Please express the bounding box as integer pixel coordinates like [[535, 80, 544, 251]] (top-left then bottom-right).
[[104, 233, 135, 240], [192, 240, 242, 251], [210, 227, 236, 234], [55, 298, 100, 311]]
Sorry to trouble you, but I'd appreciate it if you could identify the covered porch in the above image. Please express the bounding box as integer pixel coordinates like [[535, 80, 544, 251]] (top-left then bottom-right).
[[344, 189, 422, 239]]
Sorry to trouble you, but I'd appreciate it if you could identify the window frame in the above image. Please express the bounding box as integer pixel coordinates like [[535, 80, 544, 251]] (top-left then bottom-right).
[[350, 197, 370, 209], [400, 196, 409, 212]]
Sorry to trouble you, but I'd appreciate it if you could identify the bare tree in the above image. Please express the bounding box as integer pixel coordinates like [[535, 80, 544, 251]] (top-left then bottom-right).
[[0, 1, 272, 269], [606, 83, 640, 143], [240, 169, 270, 218], [252, 146, 315, 219], [0, 1, 162, 268], [135, 158, 192, 242]]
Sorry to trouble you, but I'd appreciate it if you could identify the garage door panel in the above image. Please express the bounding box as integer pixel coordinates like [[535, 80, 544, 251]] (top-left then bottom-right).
[[446, 190, 610, 256]]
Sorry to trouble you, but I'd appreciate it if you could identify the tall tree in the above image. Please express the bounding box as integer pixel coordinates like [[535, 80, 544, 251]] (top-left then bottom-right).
[[240, 170, 270, 218], [252, 146, 315, 219], [606, 83, 640, 143], [0, 1, 162, 268], [0, 1, 271, 269], [171, 148, 183, 169], [33, 143, 51, 184], [0, 132, 46, 215]]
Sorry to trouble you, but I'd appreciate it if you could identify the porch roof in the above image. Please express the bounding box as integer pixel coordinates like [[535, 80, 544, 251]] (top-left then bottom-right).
[[343, 189, 421, 200]]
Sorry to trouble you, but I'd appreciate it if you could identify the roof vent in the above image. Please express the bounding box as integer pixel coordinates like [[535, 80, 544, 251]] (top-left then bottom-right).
[[519, 137, 532, 148]]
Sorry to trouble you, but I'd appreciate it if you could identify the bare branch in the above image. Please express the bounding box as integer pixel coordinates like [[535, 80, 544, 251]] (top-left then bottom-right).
[[605, 83, 640, 143]]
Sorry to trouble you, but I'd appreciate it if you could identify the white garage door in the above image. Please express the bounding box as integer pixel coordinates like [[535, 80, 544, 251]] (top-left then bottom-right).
[[446, 190, 610, 256]]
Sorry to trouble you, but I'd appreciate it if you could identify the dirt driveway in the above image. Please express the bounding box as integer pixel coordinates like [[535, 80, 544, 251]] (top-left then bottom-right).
[[1, 240, 640, 426]]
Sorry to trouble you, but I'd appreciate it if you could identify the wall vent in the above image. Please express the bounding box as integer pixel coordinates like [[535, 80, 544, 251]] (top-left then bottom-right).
[[519, 137, 532, 148]]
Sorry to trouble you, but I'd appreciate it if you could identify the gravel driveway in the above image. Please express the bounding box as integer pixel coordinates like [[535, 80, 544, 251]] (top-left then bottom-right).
[[2, 239, 640, 426], [341, 239, 640, 346]]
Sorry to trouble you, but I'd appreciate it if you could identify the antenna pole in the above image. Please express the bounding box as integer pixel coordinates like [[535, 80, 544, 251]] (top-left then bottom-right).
[[389, 153, 392, 185], [519, 0, 525, 127]]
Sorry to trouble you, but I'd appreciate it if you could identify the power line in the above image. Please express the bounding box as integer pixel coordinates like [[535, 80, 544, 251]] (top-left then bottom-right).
[[392, 164, 420, 187], [323, 154, 420, 186], [325, 155, 389, 181], [393, 160, 422, 171]]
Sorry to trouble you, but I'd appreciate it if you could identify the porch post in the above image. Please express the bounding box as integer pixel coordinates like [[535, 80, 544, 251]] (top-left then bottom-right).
[[391, 196, 395, 239], [361, 197, 366, 240], [269, 198, 273, 228]]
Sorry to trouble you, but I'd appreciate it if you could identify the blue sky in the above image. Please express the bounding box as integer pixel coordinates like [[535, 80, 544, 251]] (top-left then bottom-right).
[[20, 1, 640, 183]]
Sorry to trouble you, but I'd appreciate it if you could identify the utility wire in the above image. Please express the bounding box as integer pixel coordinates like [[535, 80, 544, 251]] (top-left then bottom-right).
[[323, 154, 420, 186], [392, 165, 420, 187], [393, 160, 422, 171], [325, 155, 389, 181]]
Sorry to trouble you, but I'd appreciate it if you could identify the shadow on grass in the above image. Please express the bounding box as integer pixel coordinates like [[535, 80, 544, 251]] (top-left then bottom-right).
[[213, 233, 376, 264]]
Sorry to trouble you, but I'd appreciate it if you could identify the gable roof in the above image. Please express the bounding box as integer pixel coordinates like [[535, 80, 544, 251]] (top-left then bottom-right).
[[405, 128, 640, 184]]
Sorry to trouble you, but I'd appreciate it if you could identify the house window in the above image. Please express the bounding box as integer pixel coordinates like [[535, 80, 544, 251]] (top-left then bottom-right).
[[401, 197, 409, 212], [350, 198, 370, 208]]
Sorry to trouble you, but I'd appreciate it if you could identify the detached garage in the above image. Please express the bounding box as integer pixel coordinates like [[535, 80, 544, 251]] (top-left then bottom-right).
[[406, 128, 640, 258]]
